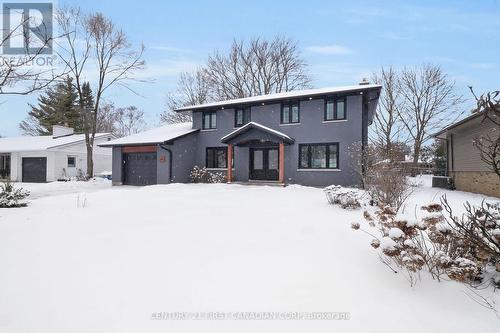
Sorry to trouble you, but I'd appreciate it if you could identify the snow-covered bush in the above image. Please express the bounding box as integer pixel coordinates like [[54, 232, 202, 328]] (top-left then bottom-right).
[[324, 185, 361, 209], [441, 196, 500, 286], [0, 181, 30, 208], [190, 166, 226, 183], [76, 169, 89, 181], [356, 203, 487, 286]]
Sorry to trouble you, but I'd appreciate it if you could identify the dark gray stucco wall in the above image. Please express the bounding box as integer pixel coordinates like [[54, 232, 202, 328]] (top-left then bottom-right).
[[112, 146, 123, 185], [191, 93, 364, 186], [167, 132, 199, 183], [110, 89, 374, 187]]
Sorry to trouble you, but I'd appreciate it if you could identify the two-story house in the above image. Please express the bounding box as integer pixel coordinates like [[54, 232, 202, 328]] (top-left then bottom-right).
[[100, 84, 381, 187]]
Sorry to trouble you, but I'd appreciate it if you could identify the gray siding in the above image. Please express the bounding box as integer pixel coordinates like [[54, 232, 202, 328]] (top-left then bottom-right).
[[448, 117, 495, 172], [111, 146, 123, 185]]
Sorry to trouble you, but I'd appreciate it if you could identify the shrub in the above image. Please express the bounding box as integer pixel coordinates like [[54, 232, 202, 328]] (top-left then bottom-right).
[[355, 202, 485, 286], [190, 166, 226, 183], [348, 142, 412, 211], [324, 185, 361, 209], [366, 165, 413, 211], [0, 181, 30, 208]]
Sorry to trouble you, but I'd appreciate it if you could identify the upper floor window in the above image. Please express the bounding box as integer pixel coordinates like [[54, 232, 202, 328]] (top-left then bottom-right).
[[325, 97, 346, 121], [202, 111, 217, 129], [299, 143, 339, 169], [281, 102, 300, 124], [235, 107, 251, 127]]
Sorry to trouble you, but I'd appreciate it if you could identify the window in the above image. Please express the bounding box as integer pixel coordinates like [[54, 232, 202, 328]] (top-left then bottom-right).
[[0, 154, 10, 179], [67, 156, 76, 168], [281, 102, 300, 124], [206, 147, 234, 168], [235, 107, 251, 127], [298, 143, 339, 169], [202, 111, 217, 129], [325, 97, 347, 121]]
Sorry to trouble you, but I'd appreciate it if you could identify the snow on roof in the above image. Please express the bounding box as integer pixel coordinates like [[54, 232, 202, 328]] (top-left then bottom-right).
[[220, 122, 293, 143], [175, 85, 382, 112], [100, 122, 198, 147], [0, 133, 111, 153], [433, 111, 484, 138]]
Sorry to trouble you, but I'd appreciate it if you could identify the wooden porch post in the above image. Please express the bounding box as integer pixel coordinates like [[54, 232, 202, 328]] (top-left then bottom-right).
[[227, 144, 233, 183], [279, 142, 285, 184]]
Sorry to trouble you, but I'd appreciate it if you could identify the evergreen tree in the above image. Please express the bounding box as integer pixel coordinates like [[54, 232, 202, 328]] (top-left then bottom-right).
[[19, 76, 80, 135], [79, 82, 95, 134]]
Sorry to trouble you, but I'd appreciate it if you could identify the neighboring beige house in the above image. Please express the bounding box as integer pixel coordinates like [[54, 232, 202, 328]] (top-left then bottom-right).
[[435, 112, 500, 197]]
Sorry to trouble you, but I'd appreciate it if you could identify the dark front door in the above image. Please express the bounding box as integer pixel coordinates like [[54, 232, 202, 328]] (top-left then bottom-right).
[[22, 157, 47, 182], [123, 152, 157, 186], [249, 148, 279, 181]]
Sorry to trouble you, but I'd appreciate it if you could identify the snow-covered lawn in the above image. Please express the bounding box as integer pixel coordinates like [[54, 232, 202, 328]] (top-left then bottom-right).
[[0, 180, 498, 332], [17, 178, 112, 199]]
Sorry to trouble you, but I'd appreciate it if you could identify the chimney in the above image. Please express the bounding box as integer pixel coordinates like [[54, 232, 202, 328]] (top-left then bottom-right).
[[52, 125, 74, 138], [359, 78, 370, 85]]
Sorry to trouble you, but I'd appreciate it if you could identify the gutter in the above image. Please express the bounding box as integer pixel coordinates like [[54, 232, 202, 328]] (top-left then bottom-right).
[[158, 143, 173, 182]]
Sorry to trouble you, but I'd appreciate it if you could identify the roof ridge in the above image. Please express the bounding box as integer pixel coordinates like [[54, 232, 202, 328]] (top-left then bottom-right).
[[175, 85, 382, 112]]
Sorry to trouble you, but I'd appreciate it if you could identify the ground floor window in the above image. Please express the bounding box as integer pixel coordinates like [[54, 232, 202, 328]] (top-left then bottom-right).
[[67, 156, 76, 168], [0, 154, 10, 179], [299, 143, 339, 169], [206, 147, 233, 168]]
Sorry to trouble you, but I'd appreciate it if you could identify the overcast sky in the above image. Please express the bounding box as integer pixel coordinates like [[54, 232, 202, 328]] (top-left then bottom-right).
[[1, 0, 499, 136]]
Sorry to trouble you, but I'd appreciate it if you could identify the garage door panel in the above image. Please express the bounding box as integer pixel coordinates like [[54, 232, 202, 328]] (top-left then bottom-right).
[[123, 152, 157, 186], [22, 157, 47, 183]]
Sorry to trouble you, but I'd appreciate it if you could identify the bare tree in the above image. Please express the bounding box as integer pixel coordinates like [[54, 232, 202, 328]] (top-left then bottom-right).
[[55, 7, 145, 178], [0, 7, 65, 94], [397, 64, 463, 175], [115, 106, 146, 137], [371, 67, 406, 160], [203, 37, 311, 100], [96, 101, 118, 133], [470, 89, 500, 178], [96, 102, 146, 137], [161, 70, 209, 124], [163, 36, 311, 124]]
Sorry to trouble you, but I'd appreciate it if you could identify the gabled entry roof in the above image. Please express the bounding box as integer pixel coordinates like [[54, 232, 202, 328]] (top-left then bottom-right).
[[221, 122, 294, 144]]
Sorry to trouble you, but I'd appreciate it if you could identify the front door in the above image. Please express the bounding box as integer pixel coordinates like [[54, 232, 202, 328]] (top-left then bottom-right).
[[249, 148, 279, 181]]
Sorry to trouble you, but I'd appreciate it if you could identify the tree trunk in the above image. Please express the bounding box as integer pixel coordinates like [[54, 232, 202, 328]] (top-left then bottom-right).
[[412, 144, 421, 177], [86, 144, 93, 179]]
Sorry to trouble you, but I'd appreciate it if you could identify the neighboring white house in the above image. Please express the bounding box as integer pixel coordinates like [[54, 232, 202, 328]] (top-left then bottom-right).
[[0, 125, 115, 182]]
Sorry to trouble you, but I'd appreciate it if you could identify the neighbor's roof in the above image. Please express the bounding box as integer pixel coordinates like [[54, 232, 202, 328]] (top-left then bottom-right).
[[0, 133, 111, 153], [433, 111, 483, 138], [221, 122, 294, 144], [175, 84, 382, 112], [100, 122, 198, 147]]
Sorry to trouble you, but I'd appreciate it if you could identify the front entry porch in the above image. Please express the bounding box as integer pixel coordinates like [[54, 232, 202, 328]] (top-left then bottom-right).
[[220, 122, 293, 185]]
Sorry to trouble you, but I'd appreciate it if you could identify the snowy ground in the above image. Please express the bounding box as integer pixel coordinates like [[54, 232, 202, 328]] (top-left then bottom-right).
[[0, 178, 499, 332], [18, 178, 112, 199]]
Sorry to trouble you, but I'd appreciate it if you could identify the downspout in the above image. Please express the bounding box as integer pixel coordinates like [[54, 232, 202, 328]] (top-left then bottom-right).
[[159, 143, 173, 182]]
